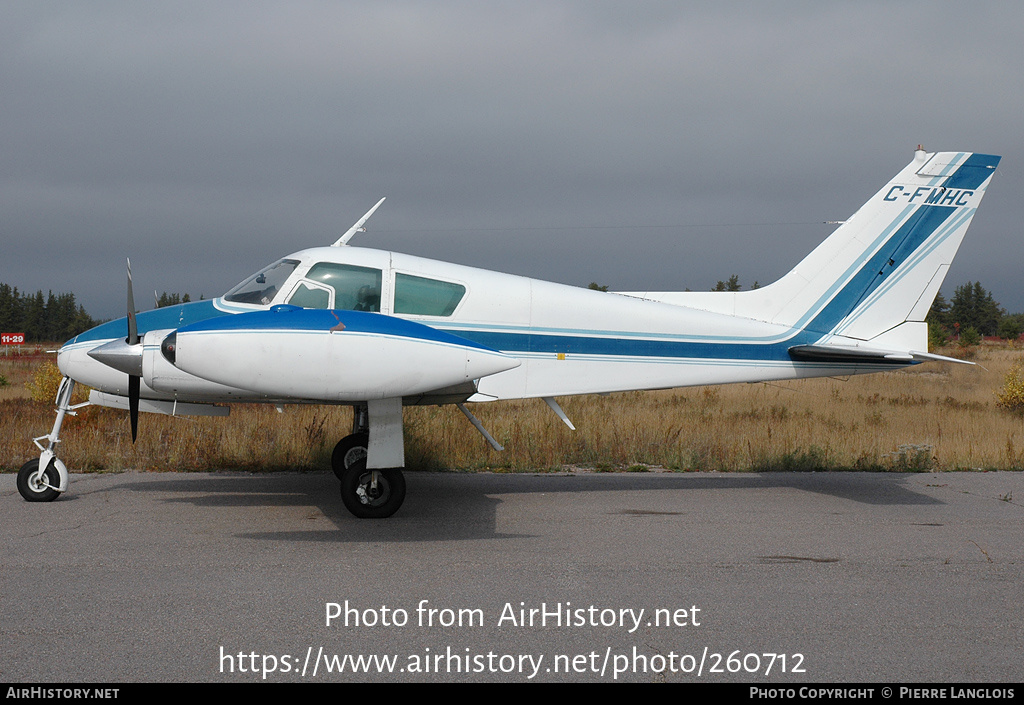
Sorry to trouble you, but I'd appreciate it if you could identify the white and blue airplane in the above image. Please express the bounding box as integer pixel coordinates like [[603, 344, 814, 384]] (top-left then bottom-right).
[[18, 148, 1001, 517]]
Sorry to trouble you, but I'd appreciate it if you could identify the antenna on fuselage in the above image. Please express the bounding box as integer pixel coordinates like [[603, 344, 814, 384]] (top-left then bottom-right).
[[332, 197, 386, 247]]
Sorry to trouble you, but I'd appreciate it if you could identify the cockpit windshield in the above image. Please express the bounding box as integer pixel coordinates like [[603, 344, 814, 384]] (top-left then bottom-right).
[[223, 259, 300, 305]]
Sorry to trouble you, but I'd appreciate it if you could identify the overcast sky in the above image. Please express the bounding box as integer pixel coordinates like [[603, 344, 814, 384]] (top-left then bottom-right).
[[2, 1, 1022, 320]]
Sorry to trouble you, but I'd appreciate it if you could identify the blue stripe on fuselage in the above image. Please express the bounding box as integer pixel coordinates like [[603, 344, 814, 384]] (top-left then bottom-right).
[[442, 328, 818, 362], [65, 299, 229, 345]]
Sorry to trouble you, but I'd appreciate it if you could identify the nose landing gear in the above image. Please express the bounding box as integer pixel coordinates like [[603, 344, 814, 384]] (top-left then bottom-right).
[[18, 376, 87, 503]]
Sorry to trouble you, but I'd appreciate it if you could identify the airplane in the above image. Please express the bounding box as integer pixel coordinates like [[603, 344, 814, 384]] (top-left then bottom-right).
[[17, 148, 1001, 518]]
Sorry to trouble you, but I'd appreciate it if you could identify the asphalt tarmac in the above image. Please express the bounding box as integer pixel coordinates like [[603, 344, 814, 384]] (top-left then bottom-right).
[[2, 469, 1022, 683]]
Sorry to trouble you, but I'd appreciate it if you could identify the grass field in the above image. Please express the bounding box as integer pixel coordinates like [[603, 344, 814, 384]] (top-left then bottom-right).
[[2, 344, 1023, 474]]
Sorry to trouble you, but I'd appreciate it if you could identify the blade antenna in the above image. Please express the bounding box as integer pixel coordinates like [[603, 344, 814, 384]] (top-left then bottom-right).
[[332, 197, 386, 247]]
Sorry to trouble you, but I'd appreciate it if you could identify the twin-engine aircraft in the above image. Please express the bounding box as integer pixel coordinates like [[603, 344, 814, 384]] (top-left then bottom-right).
[[18, 148, 1001, 517]]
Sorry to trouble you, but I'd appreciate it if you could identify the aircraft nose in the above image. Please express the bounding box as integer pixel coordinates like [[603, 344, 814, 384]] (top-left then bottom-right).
[[56, 344, 73, 378]]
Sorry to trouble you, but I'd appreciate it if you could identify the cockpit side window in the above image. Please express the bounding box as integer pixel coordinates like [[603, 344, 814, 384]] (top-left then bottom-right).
[[223, 259, 300, 305], [287, 282, 332, 309], [393, 273, 466, 316], [306, 263, 382, 312]]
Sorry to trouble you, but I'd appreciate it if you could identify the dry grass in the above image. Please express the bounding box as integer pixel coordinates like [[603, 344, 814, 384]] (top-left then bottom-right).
[[2, 345, 1023, 474], [0, 350, 52, 402]]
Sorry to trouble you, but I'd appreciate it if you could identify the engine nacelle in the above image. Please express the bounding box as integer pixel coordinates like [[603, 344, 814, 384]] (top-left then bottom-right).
[[165, 307, 520, 401], [142, 329, 257, 399]]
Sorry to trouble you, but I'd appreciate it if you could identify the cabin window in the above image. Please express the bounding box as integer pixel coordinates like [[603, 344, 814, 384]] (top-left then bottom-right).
[[306, 263, 382, 312], [223, 259, 300, 305], [287, 282, 332, 309], [393, 273, 466, 316]]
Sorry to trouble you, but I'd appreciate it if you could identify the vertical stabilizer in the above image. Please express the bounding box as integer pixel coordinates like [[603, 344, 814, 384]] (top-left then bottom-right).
[[632, 149, 1001, 349]]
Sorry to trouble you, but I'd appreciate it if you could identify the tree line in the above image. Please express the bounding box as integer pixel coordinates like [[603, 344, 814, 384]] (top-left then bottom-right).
[[0, 284, 204, 344], [0, 283, 97, 343], [927, 281, 1023, 342]]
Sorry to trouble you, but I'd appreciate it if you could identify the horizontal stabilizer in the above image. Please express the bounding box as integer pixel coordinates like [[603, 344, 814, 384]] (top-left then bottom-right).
[[788, 345, 974, 366]]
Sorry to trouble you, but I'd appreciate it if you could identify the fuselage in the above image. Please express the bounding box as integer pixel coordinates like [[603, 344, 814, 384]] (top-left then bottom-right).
[[57, 245, 898, 407]]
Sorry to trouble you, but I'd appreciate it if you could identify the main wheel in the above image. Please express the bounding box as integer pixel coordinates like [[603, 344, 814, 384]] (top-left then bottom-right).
[[331, 432, 369, 481], [17, 459, 61, 503], [339, 459, 406, 519]]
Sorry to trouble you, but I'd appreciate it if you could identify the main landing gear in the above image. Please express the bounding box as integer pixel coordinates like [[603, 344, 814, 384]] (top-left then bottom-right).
[[332, 400, 406, 519], [338, 459, 406, 519], [333, 430, 406, 519]]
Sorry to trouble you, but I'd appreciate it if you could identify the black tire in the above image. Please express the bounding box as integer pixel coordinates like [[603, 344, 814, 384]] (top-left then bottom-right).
[[331, 432, 369, 481], [339, 459, 405, 519], [17, 459, 61, 503]]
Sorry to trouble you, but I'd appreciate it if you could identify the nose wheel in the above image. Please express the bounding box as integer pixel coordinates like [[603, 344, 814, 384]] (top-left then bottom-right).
[[17, 459, 62, 502], [338, 459, 406, 519]]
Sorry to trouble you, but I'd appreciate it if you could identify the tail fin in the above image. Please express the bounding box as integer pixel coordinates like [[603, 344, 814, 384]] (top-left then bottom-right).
[[643, 149, 1001, 351]]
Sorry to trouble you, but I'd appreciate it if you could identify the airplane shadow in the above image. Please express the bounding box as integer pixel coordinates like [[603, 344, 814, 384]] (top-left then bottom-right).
[[93, 469, 943, 544]]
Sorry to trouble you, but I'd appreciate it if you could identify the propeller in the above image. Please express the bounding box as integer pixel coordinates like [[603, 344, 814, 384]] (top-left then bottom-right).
[[126, 259, 140, 442], [87, 259, 144, 442]]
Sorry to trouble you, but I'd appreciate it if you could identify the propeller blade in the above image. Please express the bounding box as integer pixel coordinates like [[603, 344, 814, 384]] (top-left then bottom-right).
[[129, 375, 140, 442], [127, 258, 138, 346], [127, 258, 140, 442]]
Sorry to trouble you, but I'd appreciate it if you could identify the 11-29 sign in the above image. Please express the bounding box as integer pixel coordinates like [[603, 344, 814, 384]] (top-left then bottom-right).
[[1, 333, 25, 345]]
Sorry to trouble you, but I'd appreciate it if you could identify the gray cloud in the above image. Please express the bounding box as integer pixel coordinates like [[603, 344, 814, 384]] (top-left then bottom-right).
[[2, 1, 1021, 319]]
